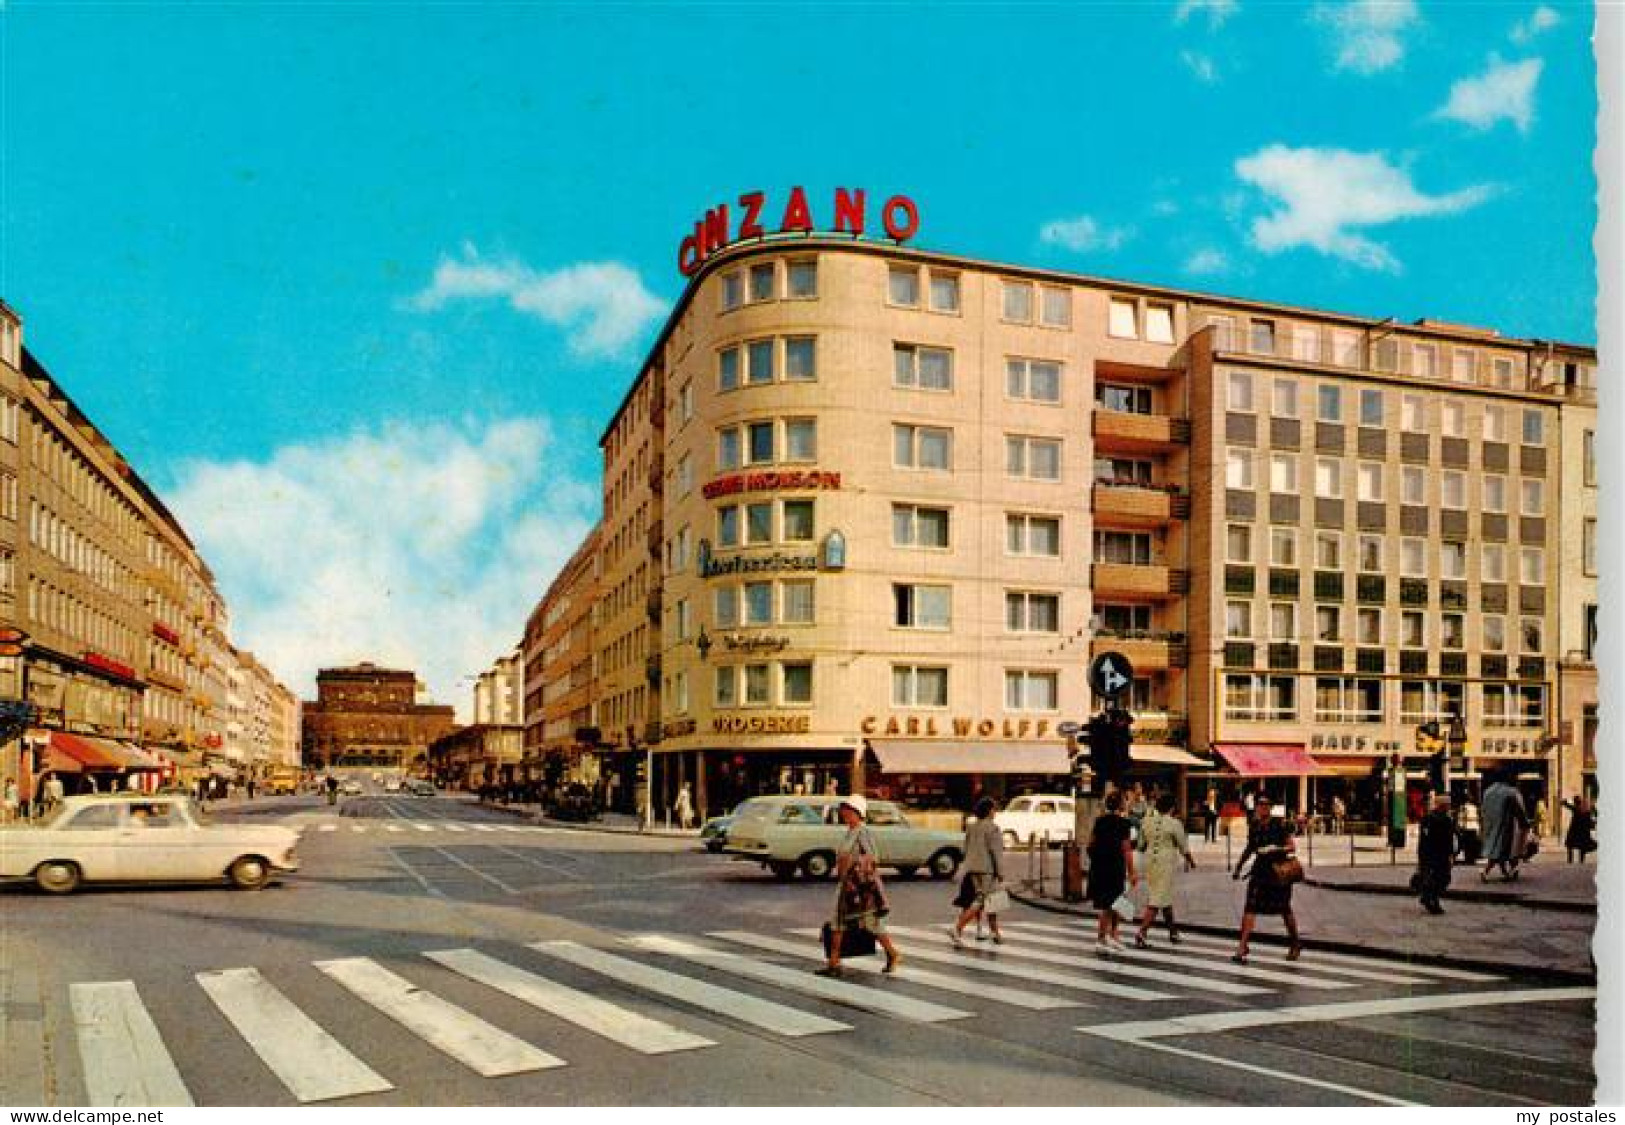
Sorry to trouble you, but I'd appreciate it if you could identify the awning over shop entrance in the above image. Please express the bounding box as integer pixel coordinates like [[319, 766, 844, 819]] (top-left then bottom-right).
[[1212, 743, 1326, 777], [867, 740, 1070, 775], [1131, 744, 1209, 767], [46, 732, 128, 773]]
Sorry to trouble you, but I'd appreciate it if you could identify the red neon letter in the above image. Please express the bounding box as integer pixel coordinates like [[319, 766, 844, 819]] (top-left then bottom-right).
[[678, 230, 702, 276], [834, 187, 866, 235], [701, 204, 730, 258], [779, 186, 813, 233], [882, 195, 919, 241], [738, 191, 766, 239]]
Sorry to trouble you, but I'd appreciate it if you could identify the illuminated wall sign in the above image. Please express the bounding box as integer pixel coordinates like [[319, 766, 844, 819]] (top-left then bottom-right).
[[861, 715, 1055, 740], [697, 540, 818, 578], [679, 187, 921, 277], [718, 633, 790, 654], [1309, 734, 1405, 754], [703, 470, 841, 500], [712, 713, 812, 735]]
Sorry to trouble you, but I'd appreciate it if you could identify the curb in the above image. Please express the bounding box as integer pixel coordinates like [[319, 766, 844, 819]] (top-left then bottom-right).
[[1303, 877, 1597, 914], [482, 802, 698, 839], [1009, 889, 1597, 985]]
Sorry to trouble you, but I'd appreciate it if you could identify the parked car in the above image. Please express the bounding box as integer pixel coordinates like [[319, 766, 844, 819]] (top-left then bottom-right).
[[994, 794, 1076, 846], [340, 779, 364, 796], [404, 780, 436, 797], [0, 794, 301, 894], [548, 782, 597, 821], [382, 777, 404, 794], [699, 803, 745, 853], [724, 794, 963, 881]]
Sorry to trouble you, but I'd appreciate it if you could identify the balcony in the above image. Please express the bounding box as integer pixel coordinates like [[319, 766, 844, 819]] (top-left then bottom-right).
[[1091, 563, 1190, 601], [645, 587, 662, 621], [1090, 632, 1189, 671], [646, 518, 664, 558], [1092, 410, 1192, 453], [1092, 483, 1190, 529], [644, 653, 662, 685], [648, 460, 664, 493]]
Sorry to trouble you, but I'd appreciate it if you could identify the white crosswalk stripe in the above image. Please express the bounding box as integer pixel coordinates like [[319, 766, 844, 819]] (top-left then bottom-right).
[[887, 926, 1268, 996], [424, 948, 714, 1055], [350, 825, 367, 833], [499, 825, 526, 833], [384, 825, 405, 833], [70, 982, 195, 1107], [314, 958, 564, 1077], [994, 925, 1357, 989], [317, 825, 337, 833], [472, 824, 498, 833], [443, 825, 468, 833], [196, 967, 393, 1102], [530, 940, 852, 1037], [413, 824, 435, 833], [714, 931, 1085, 1011], [628, 934, 972, 1023]]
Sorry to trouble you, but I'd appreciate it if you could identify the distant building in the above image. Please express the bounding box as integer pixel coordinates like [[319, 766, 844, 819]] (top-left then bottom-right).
[[301, 663, 455, 773], [473, 649, 522, 726], [427, 723, 522, 791], [521, 524, 600, 786]]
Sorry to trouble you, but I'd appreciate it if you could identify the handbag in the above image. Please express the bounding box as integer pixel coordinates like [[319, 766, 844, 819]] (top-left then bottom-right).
[[1110, 890, 1139, 919], [1270, 855, 1305, 885], [820, 921, 877, 958], [985, 887, 1011, 913]]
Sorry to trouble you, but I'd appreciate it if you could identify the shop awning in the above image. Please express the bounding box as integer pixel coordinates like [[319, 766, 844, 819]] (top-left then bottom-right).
[[867, 740, 1070, 775], [1212, 743, 1326, 777], [1131, 744, 1210, 767], [46, 732, 127, 772], [115, 743, 166, 772]]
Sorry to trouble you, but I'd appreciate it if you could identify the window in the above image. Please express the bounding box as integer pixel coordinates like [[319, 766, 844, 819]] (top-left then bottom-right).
[[1007, 436, 1061, 481], [1250, 319, 1276, 355], [1144, 303, 1174, 343], [744, 664, 772, 705], [718, 428, 742, 470], [894, 343, 954, 391], [1223, 674, 1297, 721], [1492, 356, 1515, 387], [742, 581, 773, 625], [1108, 297, 1137, 338], [894, 424, 953, 470], [1317, 384, 1343, 422], [1584, 519, 1597, 575], [1483, 544, 1506, 583], [1226, 449, 1255, 490], [1401, 394, 1425, 431], [717, 505, 739, 548], [748, 262, 776, 302], [893, 665, 949, 708], [746, 339, 775, 384], [1483, 615, 1506, 652], [1413, 343, 1437, 379], [1096, 383, 1151, 414], [1226, 600, 1253, 639], [928, 272, 960, 313], [715, 586, 739, 629], [782, 499, 815, 542], [1008, 358, 1062, 403], [893, 582, 950, 629], [781, 580, 815, 624], [888, 267, 920, 306], [1441, 471, 1466, 510], [1294, 326, 1323, 363], [1585, 429, 1596, 485], [1315, 678, 1383, 723], [1441, 541, 1467, 580], [1484, 405, 1508, 443], [1357, 461, 1384, 502], [746, 420, 775, 464], [1401, 611, 1425, 647], [1451, 348, 1475, 382], [1331, 329, 1359, 367], [1314, 458, 1342, 499], [673, 525, 692, 572], [1272, 379, 1299, 418], [678, 381, 694, 423], [1009, 514, 1061, 557], [1226, 524, 1253, 563], [1315, 605, 1342, 642], [1270, 602, 1297, 640], [1400, 680, 1465, 724], [1270, 527, 1297, 566], [1520, 479, 1545, 516], [1357, 607, 1382, 645], [1400, 538, 1426, 576], [1441, 401, 1466, 438], [1483, 475, 1506, 513], [1441, 613, 1465, 649], [1003, 282, 1033, 322], [1521, 616, 1544, 653], [787, 259, 817, 298], [1522, 409, 1544, 446], [1095, 530, 1152, 565], [894, 504, 950, 548], [1228, 372, 1254, 412], [784, 337, 817, 381], [1041, 287, 1071, 327], [1359, 389, 1384, 428], [719, 347, 740, 391], [1206, 313, 1235, 350], [1520, 547, 1545, 585], [1358, 534, 1383, 572], [674, 598, 691, 641], [1005, 670, 1058, 712], [1096, 456, 1153, 484], [1099, 604, 1151, 634], [1007, 592, 1060, 633], [1315, 531, 1342, 569], [721, 271, 743, 310], [781, 662, 813, 705]]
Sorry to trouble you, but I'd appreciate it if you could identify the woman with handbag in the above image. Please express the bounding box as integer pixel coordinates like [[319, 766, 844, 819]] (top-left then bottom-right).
[[1134, 792, 1195, 946], [818, 795, 902, 977], [1231, 797, 1302, 964], [951, 796, 1006, 946], [1086, 790, 1137, 955]]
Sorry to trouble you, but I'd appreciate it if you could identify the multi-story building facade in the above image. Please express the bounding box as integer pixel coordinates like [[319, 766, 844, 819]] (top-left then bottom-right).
[[473, 648, 523, 727], [574, 224, 1594, 823], [521, 525, 600, 785], [300, 663, 456, 773]]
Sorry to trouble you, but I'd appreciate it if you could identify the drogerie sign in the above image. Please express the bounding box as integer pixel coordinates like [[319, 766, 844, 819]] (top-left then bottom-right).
[[679, 187, 920, 276]]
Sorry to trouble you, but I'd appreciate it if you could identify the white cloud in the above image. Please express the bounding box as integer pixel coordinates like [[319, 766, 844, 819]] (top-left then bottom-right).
[[408, 246, 666, 358], [1185, 248, 1231, 275], [1234, 145, 1495, 271], [1311, 0, 1419, 75], [1182, 50, 1220, 83], [1038, 215, 1134, 253], [169, 416, 598, 722], [1175, 0, 1238, 29], [1509, 5, 1560, 44], [1434, 56, 1543, 134]]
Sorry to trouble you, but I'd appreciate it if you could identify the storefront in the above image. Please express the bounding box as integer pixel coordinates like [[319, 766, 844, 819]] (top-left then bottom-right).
[[862, 739, 1070, 811]]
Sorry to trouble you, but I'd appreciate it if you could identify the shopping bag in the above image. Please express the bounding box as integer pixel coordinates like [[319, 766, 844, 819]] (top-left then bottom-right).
[[1270, 856, 1305, 885], [820, 921, 877, 958], [985, 887, 1011, 913], [1110, 891, 1139, 920]]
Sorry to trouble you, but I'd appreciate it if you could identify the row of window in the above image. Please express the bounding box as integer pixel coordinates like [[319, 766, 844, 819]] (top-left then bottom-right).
[[1224, 601, 1545, 653], [0, 395, 19, 444], [1224, 525, 1547, 584], [1225, 451, 1547, 512], [1226, 373, 1549, 444], [717, 417, 819, 469], [25, 577, 137, 663], [705, 661, 1064, 713], [1222, 675, 1545, 727], [30, 417, 144, 549], [719, 259, 819, 310], [27, 500, 137, 602]]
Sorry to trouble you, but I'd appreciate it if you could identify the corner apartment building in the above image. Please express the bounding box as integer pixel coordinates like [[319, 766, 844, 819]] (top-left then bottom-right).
[[521, 524, 600, 784], [473, 648, 523, 726], [576, 227, 1594, 822]]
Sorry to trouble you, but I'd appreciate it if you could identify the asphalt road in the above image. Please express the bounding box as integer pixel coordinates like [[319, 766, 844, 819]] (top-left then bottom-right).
[[0, 793, 1597, 1107]]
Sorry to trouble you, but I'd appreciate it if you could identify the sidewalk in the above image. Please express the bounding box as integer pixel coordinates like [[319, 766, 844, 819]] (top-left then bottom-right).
[[482, 799, 699, 838]]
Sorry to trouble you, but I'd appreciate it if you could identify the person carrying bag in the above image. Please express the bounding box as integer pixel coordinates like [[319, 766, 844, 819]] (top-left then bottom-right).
[[950, 796, 1007, 945]]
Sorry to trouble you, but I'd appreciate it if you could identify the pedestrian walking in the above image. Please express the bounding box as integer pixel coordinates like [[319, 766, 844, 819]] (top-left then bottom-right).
[[674, 782, 695, 830], [1125, 783, 1149, 843], [818, 795, 901, 977], [41, 773, 65, 815], [1481, 772, 1529, 882], [1330, 794, 1347, 836], [1415, 793, 1455, 914], [1563, 796, 1596, 864], [1532, 797, 1549, 840], [1202, 787, 1219, 843], [1086, 790, 1137, 955], [1135, 792, 1195, 946], [2, 778, 19, 824], [1455, 797, 1482, 864], [950, 797, 1006, 946], [1231, 798, 1301, 963]]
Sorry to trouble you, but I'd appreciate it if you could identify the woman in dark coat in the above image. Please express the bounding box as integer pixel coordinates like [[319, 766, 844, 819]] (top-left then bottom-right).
[[1416, 793, 1456, 914], [1564, 796, 1596, 864], [1086, 790, 1137, 954], [1231, 797, 1300, 963]]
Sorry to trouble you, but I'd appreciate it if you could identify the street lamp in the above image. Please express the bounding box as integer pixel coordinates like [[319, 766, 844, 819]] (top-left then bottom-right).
[[1446, 712, 1468, 789]]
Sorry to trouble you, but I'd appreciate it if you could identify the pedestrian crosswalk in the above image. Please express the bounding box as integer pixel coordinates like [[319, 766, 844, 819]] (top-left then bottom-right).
[[309, 821, 558, 835], [61, 916, 1535, 1106]]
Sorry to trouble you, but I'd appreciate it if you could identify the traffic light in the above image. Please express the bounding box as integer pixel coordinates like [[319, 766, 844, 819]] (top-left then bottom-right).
[[0, 626, 27, 658], [1427, 750, 1448, 793], [1104, 708, 1135, 786]]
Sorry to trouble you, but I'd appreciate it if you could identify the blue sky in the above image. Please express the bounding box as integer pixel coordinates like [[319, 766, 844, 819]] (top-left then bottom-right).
[[0, 1, 1598, 712]]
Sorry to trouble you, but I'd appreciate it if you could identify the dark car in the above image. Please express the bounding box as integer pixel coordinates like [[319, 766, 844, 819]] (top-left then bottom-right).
[[405, 779, 436, 797], [549, 782, 598, 822]]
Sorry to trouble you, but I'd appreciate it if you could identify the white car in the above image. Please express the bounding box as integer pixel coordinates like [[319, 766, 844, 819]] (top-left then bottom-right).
[[382, 777, 404, 793], [0, 795, 301, 894], [994, 794, 1076, 846]]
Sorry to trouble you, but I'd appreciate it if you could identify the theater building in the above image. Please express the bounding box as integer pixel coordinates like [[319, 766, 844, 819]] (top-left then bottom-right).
[[300, 663, 455, 773]]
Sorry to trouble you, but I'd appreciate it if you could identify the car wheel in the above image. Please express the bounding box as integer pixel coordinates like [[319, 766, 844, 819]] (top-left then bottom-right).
[[228, 856, 271, 890], [1001, 830, 1021, 849], [928, 849, 961, 879], [800, 851, 836, 881], [35, 860, 80, 895], [768, 860, 797, 882]]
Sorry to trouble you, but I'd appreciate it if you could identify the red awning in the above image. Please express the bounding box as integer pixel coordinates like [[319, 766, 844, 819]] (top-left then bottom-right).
[[47, 732, 126, 772], [1211, 743, 1326, 777]]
